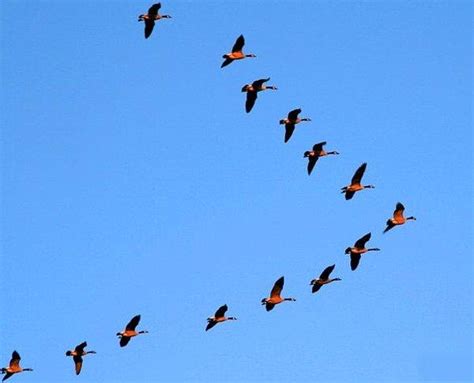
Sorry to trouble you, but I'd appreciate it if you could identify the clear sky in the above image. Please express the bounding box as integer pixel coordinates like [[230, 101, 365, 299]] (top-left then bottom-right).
[[1, 1, 472, 382]]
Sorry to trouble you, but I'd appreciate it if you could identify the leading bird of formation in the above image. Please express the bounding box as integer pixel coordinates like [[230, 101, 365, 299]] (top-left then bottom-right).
[[2, 2, 418, 381]]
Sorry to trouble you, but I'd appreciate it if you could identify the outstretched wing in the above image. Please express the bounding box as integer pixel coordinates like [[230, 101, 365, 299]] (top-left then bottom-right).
[[383, 219, 396, 233], [245, 91, 258, 113], [251, 78, 270, 89], [232, 34, 245, 52], [221, 57, 233, 68], [148, 3, 161, 16], [144, 19, 155, 39], [312, 283, 322, 294], [394, 202, 405, 220], [74, 342, 87, 353], [265, 302, 275, 311], [351, 162, 367, 185], [9, 351, 20, 368], [126, 315, 141, 331], [214, 304, 228, 318], [270, 276, 284, 298], [120, 336, 131, 347], [284, 124, 295, 143], [319, 264, 335, 280], [350, 253, 361, 271], [354, 232, 371, 249], [205, 321, 217, 331], [312, 141, 326, 152], [73, 355, 83, 375], [344, 190, 355, 200], [287, 108, 301, 121], [2, 372, 14, 381], [307, 156, 318, 175]]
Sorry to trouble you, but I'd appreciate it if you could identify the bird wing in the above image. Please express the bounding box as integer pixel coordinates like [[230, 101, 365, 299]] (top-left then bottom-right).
[[245, 91, 258, 113], [312, 142, 326, 152], [148, 3, 161, 16], [354, 232, 371, 249], [9, 352, 20, 368], [251, 78, 270, 89], [344, 190, 355, 200], [214, 304, 228, 318], [307, 156, 318, 175], [270, 276, 284, 298], [319, 264, 335, 280], [144, 19, 155, 39], [120, 336, 131, 347], [312, 284, 322, 294], [74, 342, 87, 353], [287, 108, 301, 121], [394, 202, 405, 220], [221, 58, 233, 68], [265, 302, 275, 311], [205, 321, 217, 331], [383, 220, 395, 233], [232, 34, 245, 52], [350, 253, 361, 271], [351, 162, 367, 185], [2, 372, 14, 381], [73, 355, 83, 375], [126, 315, 141, 331], [284, 124, 295, 143]]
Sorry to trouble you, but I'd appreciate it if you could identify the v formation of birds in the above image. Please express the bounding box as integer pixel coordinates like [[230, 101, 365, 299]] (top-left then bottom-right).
[[2, 2, 419, 380]]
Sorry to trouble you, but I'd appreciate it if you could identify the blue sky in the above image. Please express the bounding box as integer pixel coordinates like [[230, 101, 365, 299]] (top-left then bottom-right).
[[1, 1, 472, 382]]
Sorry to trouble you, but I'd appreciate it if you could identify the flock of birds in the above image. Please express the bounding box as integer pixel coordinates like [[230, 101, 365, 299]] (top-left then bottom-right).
[[2, 2, 418, 381]]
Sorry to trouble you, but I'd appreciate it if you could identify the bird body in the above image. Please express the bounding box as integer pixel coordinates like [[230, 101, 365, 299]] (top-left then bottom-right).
[[310, 264, 341, 293], [242, 78, 277, 113], [384, 202, 416, 233], [261, 276, 295, 311], [65, 342, 96, 375], [1, 351, 33, 381], [279, 108, 311, 143], [116, 315, 148, 347], [345, 233, 380, 270], [205, 304, 237, 331], [138, 3, 171, 39], [341, 163, 374, 200], [304, 141, 339, 175], [221, 35, 256, 68]]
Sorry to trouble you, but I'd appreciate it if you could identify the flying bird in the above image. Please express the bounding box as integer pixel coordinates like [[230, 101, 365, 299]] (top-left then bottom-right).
[[279, 108, 311, 143], [345, 233, 380, 271], [138, 3, 171, 39], [261, 276, 296, 311], [1, 351, 33, 382], [221, 35, 256, 68], [341, 162, 374, 200], [205, 304, 237, 331], [384, 202, 416, 233], [65, 342, 96, 375], [304, 141, 339, 175], [310, 264, 341, 293], [241, 78, 277, 113], [116, 315, 148, 347]]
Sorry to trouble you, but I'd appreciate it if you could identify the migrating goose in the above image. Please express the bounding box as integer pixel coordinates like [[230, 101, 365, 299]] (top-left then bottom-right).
[[65, 342, 96, 375], [310, 264, 341, 293], [304, 142, 339, 175], [221, 35, 256, 68], [261, 276, 295, 311], [241, 78, 277, 113], [1, 351, 32, 382], [205, 304, 237, 331], [341, 162, 374, 200], [116, 315, 148, 347], [138, 3, 171, 39], [384, 202, 416, 233], [279, 109, 311, 143], [345, 233, 380, 271]]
